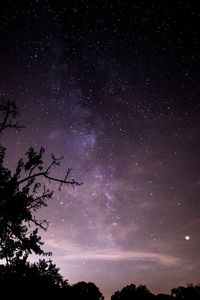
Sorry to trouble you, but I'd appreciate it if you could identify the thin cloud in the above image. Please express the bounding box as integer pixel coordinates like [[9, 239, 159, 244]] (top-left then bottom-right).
[[45, 239, 181, 267]]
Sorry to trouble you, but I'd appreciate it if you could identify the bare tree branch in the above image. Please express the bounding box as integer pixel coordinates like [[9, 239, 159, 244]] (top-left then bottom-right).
[[18, 171, 82, 187], [30, 217, 49, 231], [58, 168, 72, 190]]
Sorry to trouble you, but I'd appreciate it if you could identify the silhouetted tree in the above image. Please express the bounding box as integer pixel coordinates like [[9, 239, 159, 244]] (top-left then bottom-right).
[[0, 258, 68, 290], [71, 281, 104, 300], [171, 284, 200, 300], [0, 98, 81, 263], [111, 284, 155, 300]]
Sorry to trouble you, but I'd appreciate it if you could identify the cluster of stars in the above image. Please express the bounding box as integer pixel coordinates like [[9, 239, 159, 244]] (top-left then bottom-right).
[[1, 1, 200, 300]]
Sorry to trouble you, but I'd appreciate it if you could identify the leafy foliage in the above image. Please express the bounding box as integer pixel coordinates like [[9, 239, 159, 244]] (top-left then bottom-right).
[[171, 284, 200, 300], [71, 281, 104, 300], [0, 258, 68, 290], [111, 284, 155, 300]]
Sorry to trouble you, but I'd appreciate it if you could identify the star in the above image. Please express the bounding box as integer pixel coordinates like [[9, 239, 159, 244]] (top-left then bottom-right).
[[1, 2, 199, 299]]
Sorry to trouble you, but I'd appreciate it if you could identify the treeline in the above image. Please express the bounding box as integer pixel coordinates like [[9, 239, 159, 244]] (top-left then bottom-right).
[[0, 259, 200, 300], [111, 283, 200, 299], [0, 258, 104, 298]]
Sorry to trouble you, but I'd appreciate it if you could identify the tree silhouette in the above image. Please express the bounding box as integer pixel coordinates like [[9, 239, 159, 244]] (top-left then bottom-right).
[[0, 98, 81, 263], [0, 258, 68, 290], [71, 281, 104, 300], [171, 284, 200, 300], [111, 284, 155, 300]]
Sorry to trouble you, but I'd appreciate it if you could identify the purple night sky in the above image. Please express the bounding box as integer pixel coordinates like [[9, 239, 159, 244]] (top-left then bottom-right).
[[1, 1, 200, 299]]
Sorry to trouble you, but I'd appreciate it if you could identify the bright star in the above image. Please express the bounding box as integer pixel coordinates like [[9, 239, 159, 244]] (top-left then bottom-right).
[[185, 236, 190, 241]]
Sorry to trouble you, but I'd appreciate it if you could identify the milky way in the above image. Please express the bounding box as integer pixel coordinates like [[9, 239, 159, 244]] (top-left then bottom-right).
[[1, 1, 200, 299]]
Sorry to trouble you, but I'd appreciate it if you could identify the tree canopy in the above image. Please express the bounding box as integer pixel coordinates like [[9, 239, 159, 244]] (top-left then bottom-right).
[[111, 284, 155, 300], [0, 258, 68, 290], [171, 284, 200, 300], [70, 281, 104, 300]]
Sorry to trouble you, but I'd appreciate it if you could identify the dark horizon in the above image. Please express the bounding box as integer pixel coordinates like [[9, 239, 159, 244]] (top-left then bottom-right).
[[1, 1, 200, 299]]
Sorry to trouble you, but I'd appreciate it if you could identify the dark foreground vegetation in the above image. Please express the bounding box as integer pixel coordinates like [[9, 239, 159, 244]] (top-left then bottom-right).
[[0, 259, 200, 300], [0, 98, 199, 299], [111, 283, 200, 300]]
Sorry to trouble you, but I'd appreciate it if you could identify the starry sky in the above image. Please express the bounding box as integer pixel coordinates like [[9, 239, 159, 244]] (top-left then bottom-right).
[[1, 1, 200, 299]]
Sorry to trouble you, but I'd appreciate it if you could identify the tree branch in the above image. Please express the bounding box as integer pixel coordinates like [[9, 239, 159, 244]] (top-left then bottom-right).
[[18, 171, 82, 186], [30, 217, 49, 231]]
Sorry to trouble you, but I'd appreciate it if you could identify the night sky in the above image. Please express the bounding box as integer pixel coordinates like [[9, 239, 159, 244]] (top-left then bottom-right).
[[1, 1, 200, 299]]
